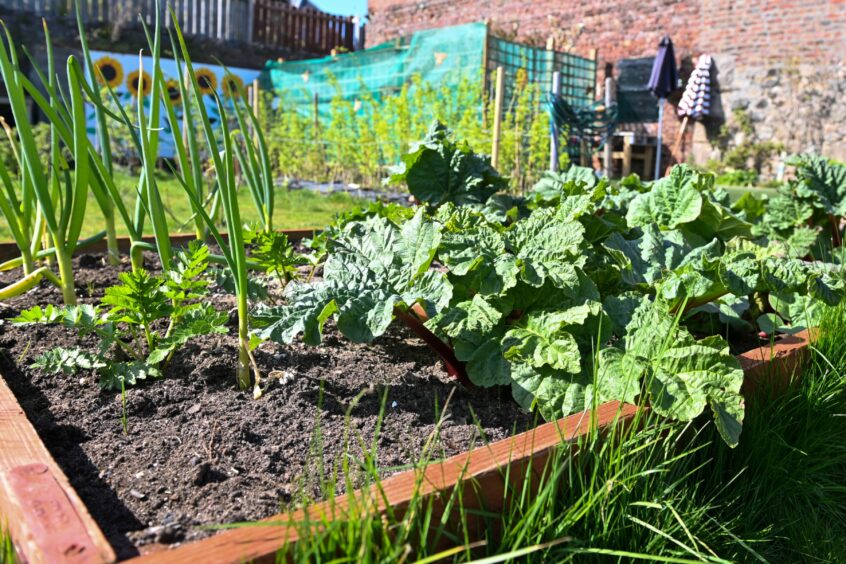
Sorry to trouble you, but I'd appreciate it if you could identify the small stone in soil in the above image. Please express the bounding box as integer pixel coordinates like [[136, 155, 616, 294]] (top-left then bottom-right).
[[190, 462, 210, 486], [187, 403, 202, 415], [129, 489, 146, 500]]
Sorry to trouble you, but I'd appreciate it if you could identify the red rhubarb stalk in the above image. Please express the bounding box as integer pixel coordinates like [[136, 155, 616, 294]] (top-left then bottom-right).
[[829, 214, 843, 248], [393, 307, 474, 388]]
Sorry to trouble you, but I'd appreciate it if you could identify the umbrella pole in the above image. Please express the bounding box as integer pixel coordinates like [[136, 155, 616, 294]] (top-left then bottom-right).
[[655, 98, 664, 180]]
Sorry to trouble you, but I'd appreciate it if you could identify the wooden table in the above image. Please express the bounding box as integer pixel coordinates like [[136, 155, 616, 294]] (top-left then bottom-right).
[[611, 132, 656, 178]]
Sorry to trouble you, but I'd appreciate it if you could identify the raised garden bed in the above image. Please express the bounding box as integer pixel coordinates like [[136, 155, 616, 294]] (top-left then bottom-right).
[[0, 234, 814, 563]]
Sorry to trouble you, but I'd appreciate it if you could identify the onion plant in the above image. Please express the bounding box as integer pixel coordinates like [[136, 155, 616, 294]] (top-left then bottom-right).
[[231, 82, 275, 232], [164, 10, 253, 390], [0, 24, 92, 304], [75, 2, 120, 265]]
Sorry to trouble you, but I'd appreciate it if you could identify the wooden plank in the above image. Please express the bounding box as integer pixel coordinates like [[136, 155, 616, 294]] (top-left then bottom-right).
[[0, 376, 116, 564], [0, 229, 320, 263], [738, 330, 814, 396]]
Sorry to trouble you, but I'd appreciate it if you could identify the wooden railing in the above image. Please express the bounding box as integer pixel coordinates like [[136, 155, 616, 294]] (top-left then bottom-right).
[[0, 0, 359, 54], [253, 0, 356, 53]]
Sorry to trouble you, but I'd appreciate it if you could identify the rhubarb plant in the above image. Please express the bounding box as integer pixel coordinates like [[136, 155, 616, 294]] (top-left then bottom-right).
[[12, 242, 226, 389], [745, 155, 846, 258], [255, 128, 846, 447], [253, 209, 452, 345], [387, 121, 507, 207]]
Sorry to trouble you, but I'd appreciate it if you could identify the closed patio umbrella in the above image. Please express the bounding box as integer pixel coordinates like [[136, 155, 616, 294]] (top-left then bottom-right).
[[647, 35, 679, 179]]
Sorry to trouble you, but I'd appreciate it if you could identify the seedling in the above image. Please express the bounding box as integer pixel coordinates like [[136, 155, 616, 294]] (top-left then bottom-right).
[[13, 242, 226, 390]]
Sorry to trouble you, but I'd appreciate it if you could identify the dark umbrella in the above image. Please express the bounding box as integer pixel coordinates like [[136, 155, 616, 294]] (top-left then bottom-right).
[[647, 35, 679, 179]]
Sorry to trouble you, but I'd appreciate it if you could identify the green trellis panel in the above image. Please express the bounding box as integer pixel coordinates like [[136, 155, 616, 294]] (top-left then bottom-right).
[[485, 35, 597, 111], [261, 22, 596, 119]]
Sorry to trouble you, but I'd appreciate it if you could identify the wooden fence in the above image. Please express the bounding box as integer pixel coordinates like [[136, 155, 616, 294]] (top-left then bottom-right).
[[0, 0, 358, 53], [253, 0, 355, 53]]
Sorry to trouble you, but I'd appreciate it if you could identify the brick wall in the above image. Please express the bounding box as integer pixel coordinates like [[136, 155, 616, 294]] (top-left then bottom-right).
[[368, 0, 846, 169]]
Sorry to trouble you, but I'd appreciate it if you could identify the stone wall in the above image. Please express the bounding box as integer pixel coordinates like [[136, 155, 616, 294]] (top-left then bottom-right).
[[368, 0, 846, 170]]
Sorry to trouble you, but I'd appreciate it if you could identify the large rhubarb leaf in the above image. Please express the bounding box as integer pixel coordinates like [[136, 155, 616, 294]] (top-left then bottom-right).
[[626, 165, 706, 230], [790, 154, 846, 216], [254, 209, 452, 345], [599, 300, 745, 447], [506, 207, 588, 289], [388, 121, 507, 207], [529, 166, 605, 206], [438, 220, 519, 296]]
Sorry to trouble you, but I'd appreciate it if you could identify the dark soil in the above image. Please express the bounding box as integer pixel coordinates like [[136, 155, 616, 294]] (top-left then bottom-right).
[[0, 253, 535, 559]]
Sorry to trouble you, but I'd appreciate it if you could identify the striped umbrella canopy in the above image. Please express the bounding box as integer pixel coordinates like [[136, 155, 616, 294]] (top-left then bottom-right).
[[678, 54, 713, 119]]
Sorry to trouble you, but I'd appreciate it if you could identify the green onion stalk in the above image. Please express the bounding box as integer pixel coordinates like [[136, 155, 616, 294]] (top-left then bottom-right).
[[75, 3, 120, 265], [0, 24, 93, 304], [167, 11, 252, 390], [161, 53, 216, 241], [231, 81, 275, 232]]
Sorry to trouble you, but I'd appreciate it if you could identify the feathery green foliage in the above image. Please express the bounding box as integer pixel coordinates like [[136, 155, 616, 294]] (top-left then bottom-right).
[[12, 242, 225, 390]]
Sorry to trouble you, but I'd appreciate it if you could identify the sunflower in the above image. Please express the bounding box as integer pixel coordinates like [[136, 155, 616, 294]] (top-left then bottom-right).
[[195, 68, 217, 95], [126, 69, 152, 98], [221, 73, 245, 99], [94, 56, 123, 89], [164, 78, 182, 106]]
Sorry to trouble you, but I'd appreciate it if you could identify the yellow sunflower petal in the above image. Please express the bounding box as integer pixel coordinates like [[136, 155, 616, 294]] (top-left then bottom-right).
[[127, 69, 152, 98], [94, 56, 124, 89], [222, 73, 245, 98], [195, 68, 217, 95]]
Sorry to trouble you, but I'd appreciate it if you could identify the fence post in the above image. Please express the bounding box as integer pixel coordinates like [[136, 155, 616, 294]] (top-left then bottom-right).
[[549, 70, 561, 172], [603, 76, 615, 178], [247, 0, 255, 43], [491, 66, 504, 170], [251, 78, 260, 130]]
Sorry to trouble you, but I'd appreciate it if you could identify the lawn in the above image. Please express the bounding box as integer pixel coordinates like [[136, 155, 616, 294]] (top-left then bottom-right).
[[0, 168, 365, 243]]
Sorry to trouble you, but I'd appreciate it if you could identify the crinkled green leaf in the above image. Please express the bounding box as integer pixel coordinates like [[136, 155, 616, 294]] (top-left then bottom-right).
[[257, 212, 450, 345], [453, 329, 511, 387], [789, 154, 846, 216], [253, 282, 338, 345], [769, 292, 827, 332], [507, 208, 587, 289], [387, 121, 506, 207], [626, 165, 706, 230], [529, 166, 604, 206], [502, 311, 581, 372]]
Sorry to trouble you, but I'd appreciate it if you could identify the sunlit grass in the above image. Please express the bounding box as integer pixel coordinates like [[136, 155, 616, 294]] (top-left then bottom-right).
[[0, 167, 365, 243], [0, 526, 15, 564]]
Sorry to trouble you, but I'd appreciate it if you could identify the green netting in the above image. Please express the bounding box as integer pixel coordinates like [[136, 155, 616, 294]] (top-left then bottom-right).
[[261, 22, 596, 119], [485, 36, 596, 110]]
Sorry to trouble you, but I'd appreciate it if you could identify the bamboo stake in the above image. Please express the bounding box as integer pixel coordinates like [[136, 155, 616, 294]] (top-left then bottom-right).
[[603, 76, 615, 177], [671, 115, 689, 162], [549, 70, 561, 171], [491, 66, 504, 170]]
